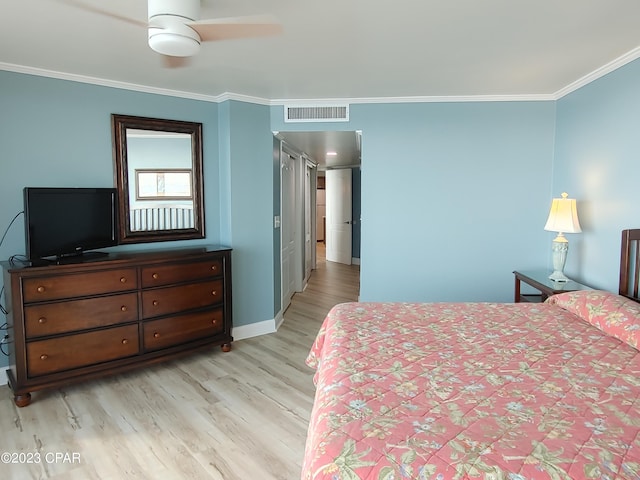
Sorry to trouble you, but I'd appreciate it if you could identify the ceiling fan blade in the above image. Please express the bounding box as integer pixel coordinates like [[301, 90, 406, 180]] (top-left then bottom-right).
[[187, 15, 282, 42], [162, 55, 190, 68], [58, 0, 148, 28]]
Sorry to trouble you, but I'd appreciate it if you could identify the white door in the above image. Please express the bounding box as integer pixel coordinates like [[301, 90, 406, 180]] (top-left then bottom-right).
[[281, 151, 296, 309], [326, 168, 352, 265]]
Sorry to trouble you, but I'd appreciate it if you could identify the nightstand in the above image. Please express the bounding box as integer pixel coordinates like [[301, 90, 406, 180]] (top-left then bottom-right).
[[513, 270, 592, 303]]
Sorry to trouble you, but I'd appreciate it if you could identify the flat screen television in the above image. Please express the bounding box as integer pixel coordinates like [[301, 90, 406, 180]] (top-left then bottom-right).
[[24, 187, 119, 262]]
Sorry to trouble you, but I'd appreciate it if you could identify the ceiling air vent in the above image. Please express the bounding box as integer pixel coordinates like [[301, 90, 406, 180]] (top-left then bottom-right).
[[284, 104, 349, 123]]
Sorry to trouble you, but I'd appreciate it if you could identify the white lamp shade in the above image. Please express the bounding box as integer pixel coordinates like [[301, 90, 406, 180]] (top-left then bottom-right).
[[544, 192, 582, 234]]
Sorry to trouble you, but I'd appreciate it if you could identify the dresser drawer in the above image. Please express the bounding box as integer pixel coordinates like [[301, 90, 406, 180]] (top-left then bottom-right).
[[142, 280, 223, 318], [26, 324, 139, 377], [24, 293, 138, 339], [141, 258, 223, 288], [143, 308, 224, 352], [22, 269, 138, 303], [2, 247, 232, 407]]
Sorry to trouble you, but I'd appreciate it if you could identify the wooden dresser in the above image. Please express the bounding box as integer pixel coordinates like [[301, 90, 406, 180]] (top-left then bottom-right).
[[1, 246, 232, 407]]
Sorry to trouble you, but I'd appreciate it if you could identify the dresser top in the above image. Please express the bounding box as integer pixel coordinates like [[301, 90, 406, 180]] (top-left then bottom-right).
[[2, 245, 232, 273]]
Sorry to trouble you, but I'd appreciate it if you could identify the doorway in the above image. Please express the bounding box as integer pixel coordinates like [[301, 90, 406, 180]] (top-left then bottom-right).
[[325, 168, 353, 265], [276, 130, 361, 313]]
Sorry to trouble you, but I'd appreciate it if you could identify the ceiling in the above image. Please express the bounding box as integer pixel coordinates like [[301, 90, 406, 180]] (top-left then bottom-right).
[[2, 0, 640, 103], [277, 131, 361, 170], [2, 0, 640, 167]]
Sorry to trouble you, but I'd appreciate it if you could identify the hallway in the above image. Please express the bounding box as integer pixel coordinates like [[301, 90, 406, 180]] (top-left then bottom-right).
[[283, 243, 360, 325]]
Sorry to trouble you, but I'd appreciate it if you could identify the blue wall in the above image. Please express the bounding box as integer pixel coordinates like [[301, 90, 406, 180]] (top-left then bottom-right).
[[218, 100, 275, 327], [357, 102, 558, 301], [553, 59, 640, 291], [272, 101, 557, 302]]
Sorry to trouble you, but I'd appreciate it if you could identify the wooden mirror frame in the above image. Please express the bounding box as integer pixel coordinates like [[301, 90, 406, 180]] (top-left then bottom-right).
[[112, 114, 205, 244]]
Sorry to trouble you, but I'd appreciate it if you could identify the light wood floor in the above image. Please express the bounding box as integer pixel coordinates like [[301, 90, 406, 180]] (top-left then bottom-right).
[[0, 246, 360, 480]]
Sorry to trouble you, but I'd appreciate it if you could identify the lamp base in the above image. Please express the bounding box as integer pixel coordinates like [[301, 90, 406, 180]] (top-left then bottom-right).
[[548, 270, 570, 282], [549, 235, 570, 282]]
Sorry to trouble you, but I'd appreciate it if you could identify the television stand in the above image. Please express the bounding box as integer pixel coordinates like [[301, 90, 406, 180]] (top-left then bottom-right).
[[2, 246, 233, 406]]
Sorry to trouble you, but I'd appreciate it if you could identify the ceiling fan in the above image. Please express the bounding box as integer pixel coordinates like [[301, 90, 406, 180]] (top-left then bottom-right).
[[62, 0, 282, 61]]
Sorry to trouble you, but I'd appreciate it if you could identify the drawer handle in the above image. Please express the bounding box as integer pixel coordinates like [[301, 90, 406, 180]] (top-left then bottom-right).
[[40, 354, 48, 360], [212, 318, 218, 325], [37, 286, 45, 293], [154, 332, 160, 338], [120, 277, 127, 283], [152, 273, 159, 279], [211, 265, 217, 271], [38, 317, 47, 324], [121, 339, 129, 345], [120, 306, 127, 312], [152, 300, 159, 306], [212, 290, 217, 296]]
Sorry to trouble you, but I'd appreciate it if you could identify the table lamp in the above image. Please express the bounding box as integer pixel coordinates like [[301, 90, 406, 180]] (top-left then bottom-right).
[[543, 192, 581, 282]]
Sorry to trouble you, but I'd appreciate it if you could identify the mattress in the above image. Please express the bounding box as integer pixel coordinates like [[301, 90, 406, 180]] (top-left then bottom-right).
[[302, 291, 640, 479]]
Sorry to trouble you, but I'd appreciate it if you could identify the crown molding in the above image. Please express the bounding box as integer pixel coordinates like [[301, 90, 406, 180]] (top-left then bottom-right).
[[552, 46, 640, 99], [0, 62, 222, 103], [3, 45, 640, 106], [270, 94, 557, 105], [216, 92, 271, 105]]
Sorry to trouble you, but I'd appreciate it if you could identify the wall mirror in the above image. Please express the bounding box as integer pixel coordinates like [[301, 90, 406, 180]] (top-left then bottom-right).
[[112, 114, 205, 244]]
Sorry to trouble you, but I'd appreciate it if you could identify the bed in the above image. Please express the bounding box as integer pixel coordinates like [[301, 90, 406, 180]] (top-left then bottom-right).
[[302, 229, 640, 480]]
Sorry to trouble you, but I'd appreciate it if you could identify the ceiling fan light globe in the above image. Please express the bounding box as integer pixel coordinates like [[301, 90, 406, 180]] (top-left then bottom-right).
[[148, 32, 201, 57]]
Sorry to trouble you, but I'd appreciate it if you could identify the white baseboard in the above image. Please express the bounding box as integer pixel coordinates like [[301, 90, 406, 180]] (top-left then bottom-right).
[[232, 318, 277, 341], [274, 310, 285, 330]]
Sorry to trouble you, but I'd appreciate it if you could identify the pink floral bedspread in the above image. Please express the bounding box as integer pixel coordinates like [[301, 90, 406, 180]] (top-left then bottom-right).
[[302, 299, 640, 480]]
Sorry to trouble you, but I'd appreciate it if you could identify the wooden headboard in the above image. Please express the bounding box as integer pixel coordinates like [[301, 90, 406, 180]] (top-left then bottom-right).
[[620, 229, 640, 301]]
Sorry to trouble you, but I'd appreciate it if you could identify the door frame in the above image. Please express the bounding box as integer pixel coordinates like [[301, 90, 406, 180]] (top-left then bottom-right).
[[305, 157, 318, 281], [280, 142, 318, 312], [280, 144, 298, 311]]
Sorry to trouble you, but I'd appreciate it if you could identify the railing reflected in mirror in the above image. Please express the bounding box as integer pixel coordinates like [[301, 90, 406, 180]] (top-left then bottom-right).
[[112, 114, 205, 244]]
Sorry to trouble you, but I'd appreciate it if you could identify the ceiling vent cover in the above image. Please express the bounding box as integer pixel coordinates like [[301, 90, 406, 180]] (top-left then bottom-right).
[[284, 104, 349, 123]]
